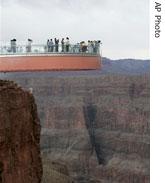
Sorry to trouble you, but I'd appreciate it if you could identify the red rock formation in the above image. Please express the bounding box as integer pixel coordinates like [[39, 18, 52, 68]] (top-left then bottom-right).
[[0, 80, 42, 183]]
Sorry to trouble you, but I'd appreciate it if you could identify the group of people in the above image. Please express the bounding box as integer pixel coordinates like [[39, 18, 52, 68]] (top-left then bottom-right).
[[46, 37, 70, 52], [7, 38, 101, 54], [80, 40, 101, 53], [46, 38, 101, 54], [10, 38, 33, 53]]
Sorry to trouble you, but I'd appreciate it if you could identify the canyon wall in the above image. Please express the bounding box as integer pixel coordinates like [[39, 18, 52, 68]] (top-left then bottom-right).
[[1, 72, 150, 183], [0, 80, 42, 183]]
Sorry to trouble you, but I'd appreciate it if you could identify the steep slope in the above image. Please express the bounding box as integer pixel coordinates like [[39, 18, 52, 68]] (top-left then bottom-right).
[[0, 80, 42, 183]]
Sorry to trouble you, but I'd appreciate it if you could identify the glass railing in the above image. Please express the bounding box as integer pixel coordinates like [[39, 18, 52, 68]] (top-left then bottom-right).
[[0, 44, 101, 56]]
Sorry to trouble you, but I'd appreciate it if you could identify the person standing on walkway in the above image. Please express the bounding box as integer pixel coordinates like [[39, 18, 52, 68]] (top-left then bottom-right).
[[47, 39, 50, 52], [11, 39, 17, 53], [13, 39, 17, 53], [49, 39, 54, 52], [65, 37, 70, 52], [26, 38, 33, 52], [61, 38, 65, 52], [95, 40, 101, 54], [55, 38, 59, 52], [88, 40, 93, 53]]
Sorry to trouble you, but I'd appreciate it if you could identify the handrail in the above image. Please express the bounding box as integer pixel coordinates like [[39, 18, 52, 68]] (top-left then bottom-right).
[[0, 43, 101, 56]]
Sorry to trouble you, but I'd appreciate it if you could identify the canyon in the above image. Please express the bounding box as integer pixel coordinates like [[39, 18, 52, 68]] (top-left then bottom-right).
[[0, 59, 150, 182]]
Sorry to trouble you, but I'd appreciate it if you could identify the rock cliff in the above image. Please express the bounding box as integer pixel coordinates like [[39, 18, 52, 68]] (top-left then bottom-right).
[[0, 80, 42, 183], [0, 71, 150, 183]]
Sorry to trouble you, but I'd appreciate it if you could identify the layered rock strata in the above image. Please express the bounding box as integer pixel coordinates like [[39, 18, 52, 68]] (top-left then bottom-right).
[[1, 73, 150, 183]]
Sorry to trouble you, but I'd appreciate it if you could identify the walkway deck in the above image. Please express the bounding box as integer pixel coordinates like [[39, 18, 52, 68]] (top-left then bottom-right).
[[0, 44, 101, 72]]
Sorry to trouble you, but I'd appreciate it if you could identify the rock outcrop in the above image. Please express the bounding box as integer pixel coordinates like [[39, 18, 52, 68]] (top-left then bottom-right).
[[0, 80, 42, 183], [0, 72, 150, 183]]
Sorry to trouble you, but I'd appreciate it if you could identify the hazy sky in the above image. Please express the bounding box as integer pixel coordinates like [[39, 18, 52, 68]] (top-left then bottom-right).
[[0, 0, 149, 59]]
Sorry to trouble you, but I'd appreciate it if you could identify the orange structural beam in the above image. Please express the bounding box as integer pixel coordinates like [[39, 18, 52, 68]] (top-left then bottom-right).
[[0, 54, 101, 72]]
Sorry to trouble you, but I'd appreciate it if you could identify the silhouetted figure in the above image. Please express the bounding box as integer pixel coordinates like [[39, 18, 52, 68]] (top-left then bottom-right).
[[81, 41, 87, 52], [95, 40, 101, 54], [11, 39, 17, 53], [91, 41, 95, 54], [80, 41, 84, 52], [47, 39, 50, 52], [61, 38, 65, 52], [88, 40, 93, 53], [91, 40, 101, 54], [54, 38, 59, 52], [49, 39, 54, 52], [26, 38, 33, 52], [93, 40, 97, 53], [65, 37, 70, 52]]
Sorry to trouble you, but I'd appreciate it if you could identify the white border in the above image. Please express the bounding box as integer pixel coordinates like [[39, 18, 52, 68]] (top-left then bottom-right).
[[150, 0, 165, 182]]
